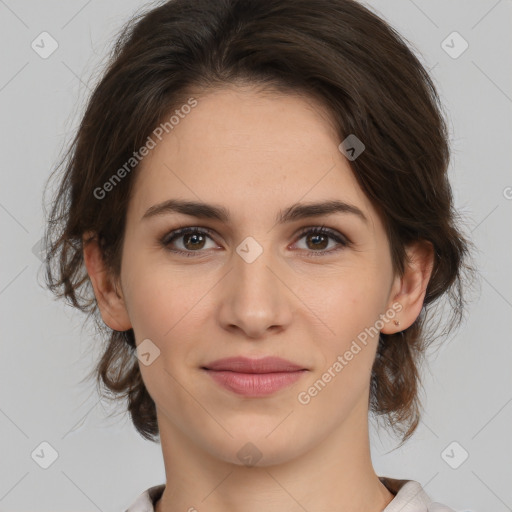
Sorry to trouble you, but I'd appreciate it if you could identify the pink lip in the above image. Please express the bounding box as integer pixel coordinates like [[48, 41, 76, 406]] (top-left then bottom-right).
[[202, 356, 308, 397]]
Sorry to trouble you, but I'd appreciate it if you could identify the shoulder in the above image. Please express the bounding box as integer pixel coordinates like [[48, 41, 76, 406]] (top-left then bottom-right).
[[379, 476, 457, 512], [124, 483, 165, 512]]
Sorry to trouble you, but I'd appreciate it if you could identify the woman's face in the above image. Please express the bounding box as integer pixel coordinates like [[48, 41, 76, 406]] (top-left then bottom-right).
[[107, 86, 405, 465]]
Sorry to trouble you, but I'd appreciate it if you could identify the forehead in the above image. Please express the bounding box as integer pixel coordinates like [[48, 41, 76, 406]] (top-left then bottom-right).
[[128, 86, 378, 228]]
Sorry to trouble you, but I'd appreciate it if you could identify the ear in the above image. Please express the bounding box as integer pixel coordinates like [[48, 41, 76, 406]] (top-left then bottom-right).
[[82, 231, 132, 331], [381, 240, 435, 334]]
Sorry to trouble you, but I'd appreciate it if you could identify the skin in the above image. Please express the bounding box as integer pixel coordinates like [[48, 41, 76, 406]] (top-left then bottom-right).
[[83, 84, 434, 512]]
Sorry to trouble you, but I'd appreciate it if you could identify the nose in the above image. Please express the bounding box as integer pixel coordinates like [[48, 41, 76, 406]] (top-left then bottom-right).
[[217, 241, 294, 339]]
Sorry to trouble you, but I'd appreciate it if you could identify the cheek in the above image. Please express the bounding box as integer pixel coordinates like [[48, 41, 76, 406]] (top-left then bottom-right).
[[308, 268, 389, 342], [121, 267, 205, 408], [297, 279, 387, 414], [120, 244, 204, 343]]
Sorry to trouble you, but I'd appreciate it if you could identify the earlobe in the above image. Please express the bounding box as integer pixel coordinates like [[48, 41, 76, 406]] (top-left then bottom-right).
[[82, 231, 132, 332], [381, 240, 435, 334]]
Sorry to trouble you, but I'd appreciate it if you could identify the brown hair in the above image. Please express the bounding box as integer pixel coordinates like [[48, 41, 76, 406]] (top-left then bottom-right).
[[43, 0, 475, 445]]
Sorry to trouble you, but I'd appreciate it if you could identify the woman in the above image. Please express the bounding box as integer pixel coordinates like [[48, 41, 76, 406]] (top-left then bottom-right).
[[43, 0, 474, 510]]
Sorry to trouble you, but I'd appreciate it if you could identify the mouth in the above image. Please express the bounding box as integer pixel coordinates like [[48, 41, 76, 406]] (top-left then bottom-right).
[[201, 356, 308, 397]]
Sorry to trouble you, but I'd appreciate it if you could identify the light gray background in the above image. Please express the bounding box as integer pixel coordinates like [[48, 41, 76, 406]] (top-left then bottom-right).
[[1, 0, 511, 511]]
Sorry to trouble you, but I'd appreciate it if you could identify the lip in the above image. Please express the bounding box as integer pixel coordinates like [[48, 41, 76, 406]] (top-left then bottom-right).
[[202, 356, 308, 397], [203, 356, 306, 373]]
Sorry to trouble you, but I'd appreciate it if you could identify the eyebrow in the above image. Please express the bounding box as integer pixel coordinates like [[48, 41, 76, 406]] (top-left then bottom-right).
[[141, 198, 368, 225]]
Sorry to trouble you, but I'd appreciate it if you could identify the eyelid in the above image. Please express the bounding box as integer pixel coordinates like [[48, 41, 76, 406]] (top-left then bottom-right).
[[159, 224, 351, 256], [160, 226, 219, 249], [294, 224, 351, 244]]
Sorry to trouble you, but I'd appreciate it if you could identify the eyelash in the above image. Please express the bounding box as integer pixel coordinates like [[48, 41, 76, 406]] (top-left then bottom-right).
[[159, 225, 350, 258]]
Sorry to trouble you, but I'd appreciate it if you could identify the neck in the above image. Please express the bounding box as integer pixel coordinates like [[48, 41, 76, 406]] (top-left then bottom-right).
[[154, 397, 395, 512]]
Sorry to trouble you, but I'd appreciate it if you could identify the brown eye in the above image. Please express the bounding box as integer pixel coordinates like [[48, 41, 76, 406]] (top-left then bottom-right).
[[160, 225, 349, 258], [181, 232, 207, 250], [294, 227, 349, 256], [161, 227, 217, 256], [305, 232, 329, 250]]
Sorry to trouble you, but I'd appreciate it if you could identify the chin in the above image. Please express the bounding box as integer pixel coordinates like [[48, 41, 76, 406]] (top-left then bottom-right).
[[200, 427, 310, 468]]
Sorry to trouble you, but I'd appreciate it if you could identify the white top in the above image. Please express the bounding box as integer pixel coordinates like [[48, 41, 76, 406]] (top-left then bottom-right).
[[124, 476, 457, 511]]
